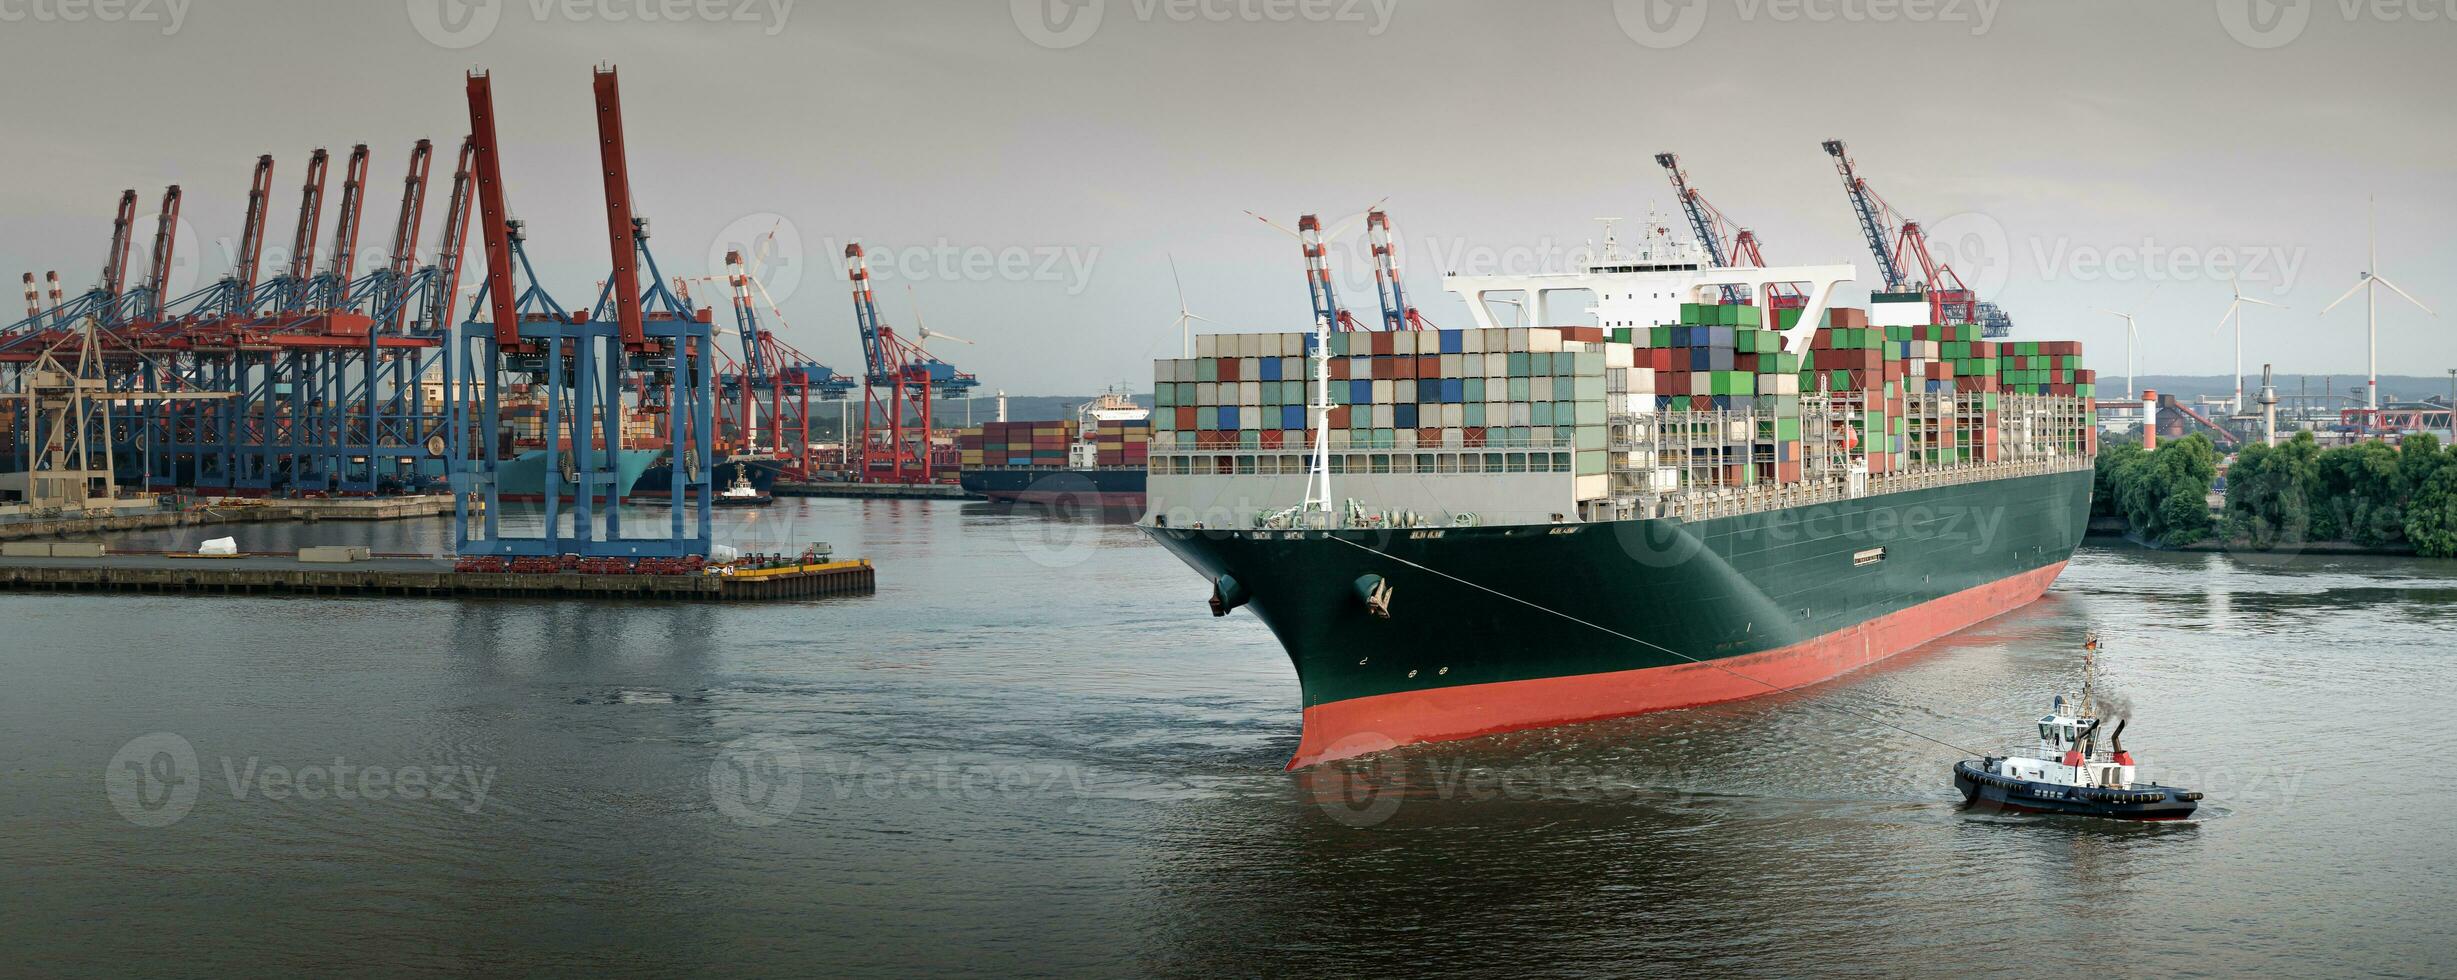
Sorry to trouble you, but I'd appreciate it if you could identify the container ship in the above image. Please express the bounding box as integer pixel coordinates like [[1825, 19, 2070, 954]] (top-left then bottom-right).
[[1141, 228, 2099, 768], [958, 391, 1151, 510]]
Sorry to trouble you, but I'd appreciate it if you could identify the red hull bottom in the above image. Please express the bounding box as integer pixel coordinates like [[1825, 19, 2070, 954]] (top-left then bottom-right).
[[1289, 561, 2069, 769]]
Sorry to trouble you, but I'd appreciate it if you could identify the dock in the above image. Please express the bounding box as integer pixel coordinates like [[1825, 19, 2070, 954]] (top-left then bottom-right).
[[0, 495, 457, 541], [774, 480, 976, 501], [0, 550, 876, 601]]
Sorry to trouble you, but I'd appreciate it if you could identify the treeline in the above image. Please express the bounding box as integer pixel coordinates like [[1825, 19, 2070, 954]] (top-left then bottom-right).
[[2092, 432, 2457, 555], [2223, 431, 2457, 557], [2092, 434, 2220, 546]]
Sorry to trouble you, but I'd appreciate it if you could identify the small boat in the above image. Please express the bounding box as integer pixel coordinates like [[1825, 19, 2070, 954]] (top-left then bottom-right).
[[713, 464, 773, 507], [1954, 638, 2202, 821]]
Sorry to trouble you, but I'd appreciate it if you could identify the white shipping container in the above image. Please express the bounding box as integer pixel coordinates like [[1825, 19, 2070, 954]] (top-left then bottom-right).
[[1393, 331, 1419, 356], [1240, 357, 1260, 380], [1394, 379, 1415, 403], [1529, 328, 1563, 353], [1196, 382, 1219, 405], [1438, 353, 1462, 377], [1605, 344, 1633, 369], [1485, 353, 1508, 376], [1330, 429, 1351, 449], [1440, 403, 1464, 428], [1508, 403, 1532, 427], [1371, 380, 1394, 403], [1371, 404, 1395, 428], [1395, 429, 1417, 449], [1239, 381, 1261, 405], [1505, 328, 1529, 352], [1461, 329, 1486, 354], [1196, 334, 1220, 358], [1241, 408, 1261, 430], [1576, 474, 1608, 500]]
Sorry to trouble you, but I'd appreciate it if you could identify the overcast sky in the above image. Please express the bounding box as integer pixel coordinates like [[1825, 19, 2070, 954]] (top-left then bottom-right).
[[2, 0, 2450, 393]]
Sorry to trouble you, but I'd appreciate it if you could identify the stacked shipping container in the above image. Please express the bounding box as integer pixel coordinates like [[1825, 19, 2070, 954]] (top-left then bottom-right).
[[958, 417, 1151, 470], [1154, 305, 2096, 505]]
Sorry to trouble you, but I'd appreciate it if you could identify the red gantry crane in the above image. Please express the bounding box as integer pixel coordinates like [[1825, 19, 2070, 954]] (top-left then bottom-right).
[[1820, 139, 2013, 336], [845, 242, 977, 484]]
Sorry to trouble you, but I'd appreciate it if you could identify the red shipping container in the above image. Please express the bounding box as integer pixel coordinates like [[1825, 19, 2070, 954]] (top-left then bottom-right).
[[1418, 355, 1440, 378], [1372, 357, 1397, 380], [1463, 426, 1487, 448], [1370, 332, 1395, 356], [1419, 427, 1443, 445], [1328, 406, 1352, 428], [1216, 358, 1240, 382], [1176, 407, 1197, 429], [1259, 430, 1284, 449], [1329, 358, 1350, 380]]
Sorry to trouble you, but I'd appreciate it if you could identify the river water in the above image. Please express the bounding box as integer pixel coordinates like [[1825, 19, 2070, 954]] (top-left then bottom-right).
[[5, 499, 2453, 977]]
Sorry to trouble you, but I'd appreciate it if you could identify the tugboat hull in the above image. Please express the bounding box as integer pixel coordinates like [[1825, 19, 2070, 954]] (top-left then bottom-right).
[[1954, 760, 2200, 821]]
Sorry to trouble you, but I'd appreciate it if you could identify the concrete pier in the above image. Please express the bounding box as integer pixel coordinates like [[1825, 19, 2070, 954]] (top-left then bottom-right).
[[0, 551, 875, 601], [774, 481, 975, 501], [0, 495, 457, 541]]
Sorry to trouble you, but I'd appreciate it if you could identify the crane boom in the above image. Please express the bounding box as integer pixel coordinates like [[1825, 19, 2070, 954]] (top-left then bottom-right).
[[1820, 139, 1907, 290], [233, 155, 275, 301], [463, 73, 522, 347], [100, 189, 139, 298], [426, 136, 477, 334], [142, 185, 183, 319], [1365, 209, 1427, 330], [591, 65, 645, 349], [325, 144, 371, 288], [287, 148, 330, 289]]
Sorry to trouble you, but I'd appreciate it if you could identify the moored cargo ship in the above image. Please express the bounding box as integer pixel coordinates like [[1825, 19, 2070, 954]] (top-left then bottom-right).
[[958, 390, 1150, 510], [1142, 226, 2100, 768]]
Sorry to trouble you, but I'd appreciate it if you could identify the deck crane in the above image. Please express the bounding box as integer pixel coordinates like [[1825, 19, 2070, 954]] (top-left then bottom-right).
[[447, 65, 716, 561], [1297, 214, 1367, 331], [1364, 210, 1432, 330], [1819, 139, 2012, 336], [1655, 152, 1803, 308], [845, 242, 976, 484]]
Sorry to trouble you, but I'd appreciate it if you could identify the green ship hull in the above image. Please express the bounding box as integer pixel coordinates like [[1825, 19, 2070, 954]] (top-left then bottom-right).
[[1145, 466, 2093, 768]]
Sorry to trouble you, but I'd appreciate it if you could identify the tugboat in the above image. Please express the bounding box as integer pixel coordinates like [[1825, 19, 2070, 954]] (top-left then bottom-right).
[[1954, 638, 2202, 821], [713, 463, 774, 507]]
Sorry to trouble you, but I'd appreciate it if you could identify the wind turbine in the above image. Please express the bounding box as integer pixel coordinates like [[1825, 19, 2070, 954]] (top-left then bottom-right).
[[2321, 198, 2435, 413], [906, 283, 973, 352], [2213, 275, 2281, 415], [2092, 284, 2158, 398], [1167, 253, 1226, 358]]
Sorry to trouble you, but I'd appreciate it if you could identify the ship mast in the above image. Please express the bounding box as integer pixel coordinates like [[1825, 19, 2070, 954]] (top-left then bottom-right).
[[1301, 314, 1334, 527]]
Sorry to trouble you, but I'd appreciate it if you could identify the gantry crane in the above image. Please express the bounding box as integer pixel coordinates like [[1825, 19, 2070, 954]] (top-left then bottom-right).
[[447, 65, 716, 560], [846, 242, 976, 484], [1364, 209, 1431, 330], [1820, 139, 2013, 336], [1656, 152, 1803, 308]]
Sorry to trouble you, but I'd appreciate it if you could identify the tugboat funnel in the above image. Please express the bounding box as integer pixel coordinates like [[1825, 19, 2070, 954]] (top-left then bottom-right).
[[1209, 574, 1249, 617]]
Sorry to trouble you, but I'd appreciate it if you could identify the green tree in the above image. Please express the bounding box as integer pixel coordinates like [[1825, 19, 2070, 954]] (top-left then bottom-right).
[[2111, 434, 2218, 547], [2224, 432, 2320, 549], [2315, 441, 2408, 546], [2406, 466, 2457, 559], [2092, 441, 2144, 520]]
